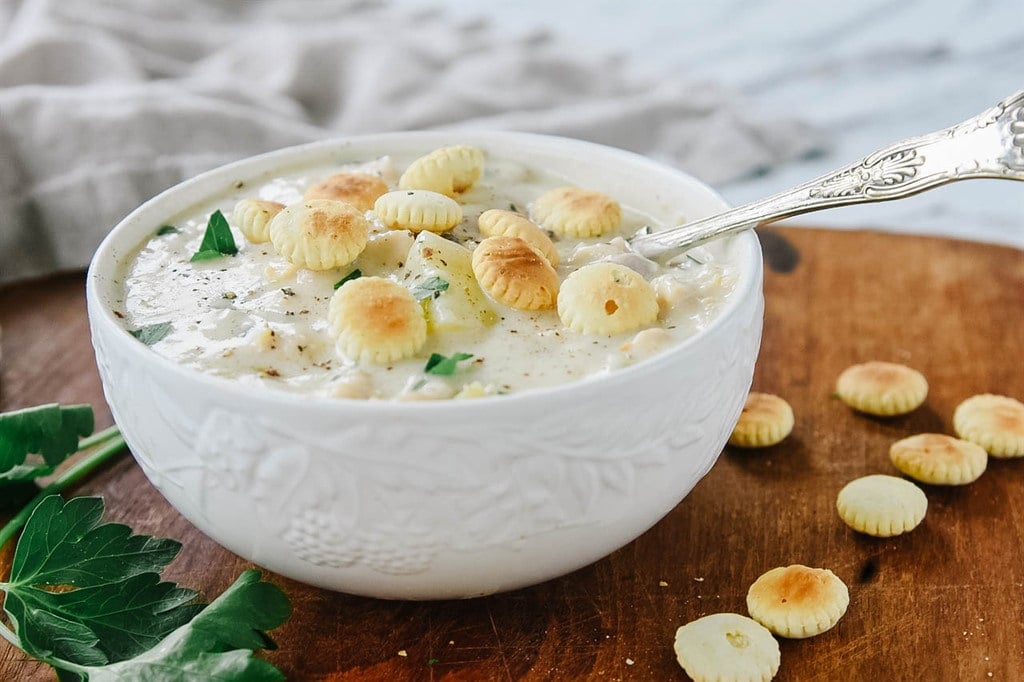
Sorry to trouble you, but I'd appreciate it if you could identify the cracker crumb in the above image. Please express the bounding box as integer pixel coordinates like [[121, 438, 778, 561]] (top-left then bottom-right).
[[625, 658, 634, 666], [398, 650, 408, 657], [659, 580, 669, 587], [694, 577, 704, 582]]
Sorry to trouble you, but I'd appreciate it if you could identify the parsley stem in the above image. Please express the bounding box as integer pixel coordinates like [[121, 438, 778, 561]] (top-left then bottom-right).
[[0, 433, 126, 552], [0, 621, 18, 649], [76, 423, 122, 451]]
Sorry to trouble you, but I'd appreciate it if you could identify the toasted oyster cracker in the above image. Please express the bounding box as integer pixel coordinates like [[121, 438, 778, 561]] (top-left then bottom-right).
[[374, 189, 462, 233], [729, 392, 795, 448], [471, 236, 559, 311], [398, 145, 485, 196], [953, 394, 1024, 458], [477, 208, 560, 266], [836, 474, 927, 537], [835, 361, 928, 416], [532, 186, 621, 238], [673, 613, 781, 682], [328, 276, 427, 363], [746, 565, 849, 639], [232, 198, 285, 244], [889, 433, 987, 485], [557, 262, 658, 335], [268, 199, 369, 270], [304, 172, 389, 211]]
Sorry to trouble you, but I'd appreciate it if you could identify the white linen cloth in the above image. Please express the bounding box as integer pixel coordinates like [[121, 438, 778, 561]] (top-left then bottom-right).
[[0, 0, 823, 284]]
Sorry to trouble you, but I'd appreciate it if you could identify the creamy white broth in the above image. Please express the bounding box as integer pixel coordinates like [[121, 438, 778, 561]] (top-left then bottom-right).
[[118, 153, 736, 399]]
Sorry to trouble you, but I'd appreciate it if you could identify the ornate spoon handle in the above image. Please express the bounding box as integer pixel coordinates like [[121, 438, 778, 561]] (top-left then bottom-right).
[[631, 89, 1024, 259]]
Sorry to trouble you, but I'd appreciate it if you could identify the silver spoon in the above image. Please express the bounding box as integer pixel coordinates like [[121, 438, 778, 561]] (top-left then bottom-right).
[[630, 88, 1024, 260]]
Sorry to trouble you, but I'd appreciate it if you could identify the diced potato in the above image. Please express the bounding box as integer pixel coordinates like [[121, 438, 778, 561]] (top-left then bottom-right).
[[404, 232, 498, 332], [353, 230, 416, 276]]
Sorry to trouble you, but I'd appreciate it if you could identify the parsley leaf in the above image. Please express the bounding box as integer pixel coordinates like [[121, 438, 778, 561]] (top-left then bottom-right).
[[128, 322, 171, 346], [3, 496, 201, 666], [410, 276, 450, 301], [190, 210, 237, 262], [155, 225, 180, 236], [333, 268, 362, 289], [0, 497, 290, 680], [424, 352, 473, 376], [0, 404, 93, 482], [79, 570, 290, 682]]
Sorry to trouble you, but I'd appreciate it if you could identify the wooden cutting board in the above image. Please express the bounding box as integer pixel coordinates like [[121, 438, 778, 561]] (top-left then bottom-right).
[[1, 226, 1022, 681]]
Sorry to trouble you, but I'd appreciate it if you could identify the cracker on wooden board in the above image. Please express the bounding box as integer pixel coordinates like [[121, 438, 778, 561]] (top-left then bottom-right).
[[746, 564, 850, 639], [836, 474, 927, 537], [953, 393, 1024, 458], [674, 612, 781, 682], [835, 361, 928, 416], [729, 392, 795, 448], [890, 433, 987, 485]]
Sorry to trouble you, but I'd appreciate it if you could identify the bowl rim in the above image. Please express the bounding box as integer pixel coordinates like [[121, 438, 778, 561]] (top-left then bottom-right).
[[86, 130, 762, 415]]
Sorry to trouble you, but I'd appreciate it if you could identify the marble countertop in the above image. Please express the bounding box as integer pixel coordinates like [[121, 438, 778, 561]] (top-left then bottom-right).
[[415, 0, 1023, 248]]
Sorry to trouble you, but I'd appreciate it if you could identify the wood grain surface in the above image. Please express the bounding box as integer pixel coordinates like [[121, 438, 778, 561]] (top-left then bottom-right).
[[1, 227, 1022, 681]]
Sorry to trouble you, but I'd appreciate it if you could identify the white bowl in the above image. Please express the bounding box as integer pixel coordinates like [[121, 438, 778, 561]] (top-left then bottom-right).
[[86, 132, 763, 599]]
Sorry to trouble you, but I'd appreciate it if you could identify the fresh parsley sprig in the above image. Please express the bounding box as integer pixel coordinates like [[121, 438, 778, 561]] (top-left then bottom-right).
[[0, 404, 95, 482], [0, 404, 292, 680], [74, 568, 290, 681], [2, 497, 202, 667], [190, 210, 238, 262], [424, 352, 474, 376], [411, 276, 450, 301], [334, 268, 362, 290], [128, 321, 172, 346]]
